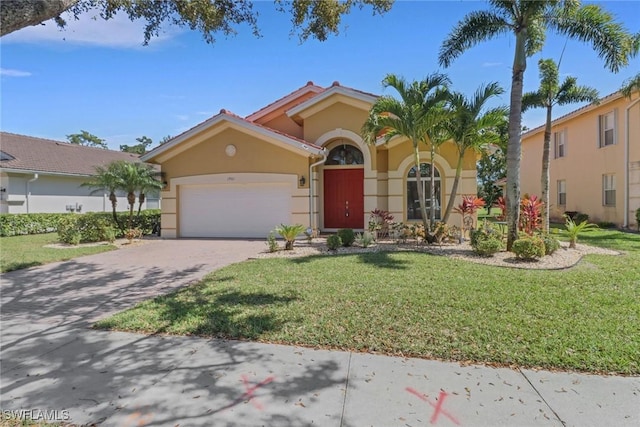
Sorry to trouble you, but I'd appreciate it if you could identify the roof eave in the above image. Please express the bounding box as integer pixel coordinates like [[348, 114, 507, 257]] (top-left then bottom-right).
[[286, 86, 377, 119]]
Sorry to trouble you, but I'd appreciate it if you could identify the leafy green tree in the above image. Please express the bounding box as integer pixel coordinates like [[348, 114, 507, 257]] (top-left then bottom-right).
[[362, 73, 450, 235], [620, 72, 640, 99], [120, 136, 153, 155], [439, 0, 639, 249], [477, 148, 506, 215], [1, 0, 393, 43], [80, 162, 123, 229], [66, 130, 107, 149], [442, 82, 507, 223], [522, 58, 599, 232]]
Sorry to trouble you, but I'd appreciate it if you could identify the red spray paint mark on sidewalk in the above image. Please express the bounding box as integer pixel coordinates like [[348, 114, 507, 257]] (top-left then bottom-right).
[[240, 374, 275, 411], [406, 387, 461, 425]]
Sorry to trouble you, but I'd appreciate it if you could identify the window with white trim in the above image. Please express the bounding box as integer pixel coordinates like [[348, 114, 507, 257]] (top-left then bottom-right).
[[599, 111, 615, 147], [557, 180, 566, 206], [603, 174, 616, 206], [407, 163, 441, 220], [553, 130, 566, 158]]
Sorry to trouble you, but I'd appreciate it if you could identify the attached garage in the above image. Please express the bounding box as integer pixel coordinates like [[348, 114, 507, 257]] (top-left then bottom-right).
[[179, 182, 292, 238]]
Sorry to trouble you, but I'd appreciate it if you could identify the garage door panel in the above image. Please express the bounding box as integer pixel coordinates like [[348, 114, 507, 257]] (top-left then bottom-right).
[[179, 183, 292, 238]]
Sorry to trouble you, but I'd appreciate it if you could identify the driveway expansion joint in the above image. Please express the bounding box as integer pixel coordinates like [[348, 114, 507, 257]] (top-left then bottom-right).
[[518, 367, 567, 426]]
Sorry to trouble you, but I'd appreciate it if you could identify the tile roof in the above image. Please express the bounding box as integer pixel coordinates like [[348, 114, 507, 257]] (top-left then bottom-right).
[[245, 81, 325, 121], [0, 132, 143, 176]]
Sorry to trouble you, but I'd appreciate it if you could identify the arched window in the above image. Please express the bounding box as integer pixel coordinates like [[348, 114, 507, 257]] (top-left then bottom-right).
[[325, 144, 364, 165], [407, 163, 441, 220]]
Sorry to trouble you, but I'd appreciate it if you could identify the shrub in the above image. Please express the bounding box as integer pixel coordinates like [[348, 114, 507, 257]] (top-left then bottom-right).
[[0, 213, 69, 237], [326, 234, 342, 250], [124, 228, 143, 242], [637, 208, 640, 231], [57, 215, 81, 245], [574, 212, 589, 224], [75, 213, 118, 243], [540, 234, 561, 256], [597, 221, 616, 229], [355, 231, 375, 248], [266, 231, 279, 252], [470, 225, 503, 256], [512, 236, 545, 259], [275, 224, 305, 250], [564, 215, 598, 248], [337, 228, 355, 247], [474, 238, 503, 257]]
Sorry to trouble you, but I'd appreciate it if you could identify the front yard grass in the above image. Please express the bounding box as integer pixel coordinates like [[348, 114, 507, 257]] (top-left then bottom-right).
[[0, 233, 115, 273], [96, 228, 640, 375]]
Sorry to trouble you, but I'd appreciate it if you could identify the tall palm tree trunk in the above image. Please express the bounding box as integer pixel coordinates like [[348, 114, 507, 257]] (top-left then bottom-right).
[[127, 192, 136, 229], [137, 193, 146, 217], [506, 31, 528, 251], [109, 192, 123, 231], [442, 150, 465, 223], [540, 106, 552, 232], [413, 143, 429, 233]]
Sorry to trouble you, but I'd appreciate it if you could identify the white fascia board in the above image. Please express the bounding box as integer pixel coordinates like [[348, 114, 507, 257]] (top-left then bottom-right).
[[0, 168, 92, 177]]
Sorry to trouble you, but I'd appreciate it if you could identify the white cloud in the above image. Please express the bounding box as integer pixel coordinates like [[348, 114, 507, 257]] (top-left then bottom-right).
[[196, 111, 213, 116], [482, 62, 503, 68], [0, 68, 32, 77], [3, 10, 180, 49], [176, 114, 189, 121]]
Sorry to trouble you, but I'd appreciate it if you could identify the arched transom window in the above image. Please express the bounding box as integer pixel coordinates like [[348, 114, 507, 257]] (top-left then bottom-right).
[[326, 144, 364, 165], [407, 163, 441, 220]]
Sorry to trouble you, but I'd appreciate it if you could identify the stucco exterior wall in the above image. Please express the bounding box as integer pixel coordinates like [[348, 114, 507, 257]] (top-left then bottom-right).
[[157, 127, 311, 237], [161, 127, 309, 182], [521, 93, 639, 227]]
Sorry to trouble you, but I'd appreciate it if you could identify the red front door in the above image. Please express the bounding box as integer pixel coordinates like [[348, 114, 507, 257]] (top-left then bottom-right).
[[324, 168, 364, 229]]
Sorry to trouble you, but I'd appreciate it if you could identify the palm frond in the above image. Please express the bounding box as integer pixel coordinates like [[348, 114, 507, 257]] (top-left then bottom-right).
[[550, 4, 638, 73], [521, 91, 546, 112], [439, 10, 510, 67], [620, 72, 640, 99]]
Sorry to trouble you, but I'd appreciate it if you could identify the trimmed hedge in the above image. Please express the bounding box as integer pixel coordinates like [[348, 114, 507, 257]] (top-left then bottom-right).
[[1, 210, 160, 239], [0, 213, 69, 237]]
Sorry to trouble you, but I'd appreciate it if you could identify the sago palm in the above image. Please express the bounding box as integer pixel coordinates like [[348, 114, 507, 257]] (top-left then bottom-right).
[[362, 73, 450, 234], [439, 0, 638, 249], [442, 82, 507, 223], [564, 215, 598, 249], [522, 58, 599, 232]]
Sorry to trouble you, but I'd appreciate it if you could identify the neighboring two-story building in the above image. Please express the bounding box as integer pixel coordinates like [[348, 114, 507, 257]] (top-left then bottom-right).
[[521, 90, 640, 229]]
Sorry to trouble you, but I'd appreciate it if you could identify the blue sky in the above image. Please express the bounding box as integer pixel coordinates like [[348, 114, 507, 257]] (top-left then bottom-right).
[[1, 1, 638, 151]]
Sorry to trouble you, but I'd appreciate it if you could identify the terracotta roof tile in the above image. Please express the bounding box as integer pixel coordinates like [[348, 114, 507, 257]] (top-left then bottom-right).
[[0, 132, 143, 176], [245, 81, 325, 121]]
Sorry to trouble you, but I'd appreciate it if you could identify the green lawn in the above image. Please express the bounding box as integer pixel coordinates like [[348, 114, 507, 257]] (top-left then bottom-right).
[[96, 228, 640, 375], [0, 233, 115, 273]]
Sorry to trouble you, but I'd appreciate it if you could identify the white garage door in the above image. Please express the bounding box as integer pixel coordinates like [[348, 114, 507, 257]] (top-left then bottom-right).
[[179, 183, 292, 238]]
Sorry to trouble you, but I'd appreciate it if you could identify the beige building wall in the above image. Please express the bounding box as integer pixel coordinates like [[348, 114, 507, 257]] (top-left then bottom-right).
[[521, 92, 639, 228], [157, 126, 311, 237]]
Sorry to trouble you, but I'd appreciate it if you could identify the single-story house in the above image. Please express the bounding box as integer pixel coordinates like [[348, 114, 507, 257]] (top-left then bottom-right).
[[141, 81, 477, 238], [0, 132, 159, 214], [521, 89, 639, 228]]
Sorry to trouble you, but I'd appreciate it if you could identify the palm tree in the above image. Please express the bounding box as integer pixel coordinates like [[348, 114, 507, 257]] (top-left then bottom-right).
[[135, 165, 163, 216], [362, 73, 450, 235], [81, 163, 124, 230], [425, 118, 450, 228], [620, 72, 640, 99], [439, 0, 638, 249], [442, 82, 508, 223], [115, 162, 163, 230], [522, 58, 599, 232]]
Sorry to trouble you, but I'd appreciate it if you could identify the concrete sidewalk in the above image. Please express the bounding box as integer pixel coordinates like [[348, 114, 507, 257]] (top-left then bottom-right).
[[1, 320, 638, 427]]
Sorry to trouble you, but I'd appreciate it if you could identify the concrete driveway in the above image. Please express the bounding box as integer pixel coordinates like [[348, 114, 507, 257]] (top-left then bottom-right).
[[0, 238, 265, 327]]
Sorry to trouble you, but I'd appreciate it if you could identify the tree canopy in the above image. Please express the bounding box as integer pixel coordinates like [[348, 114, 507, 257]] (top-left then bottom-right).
[[66, 130, 107, 148], [120, 136, 153, 155], [1, 0, 394, 44]]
